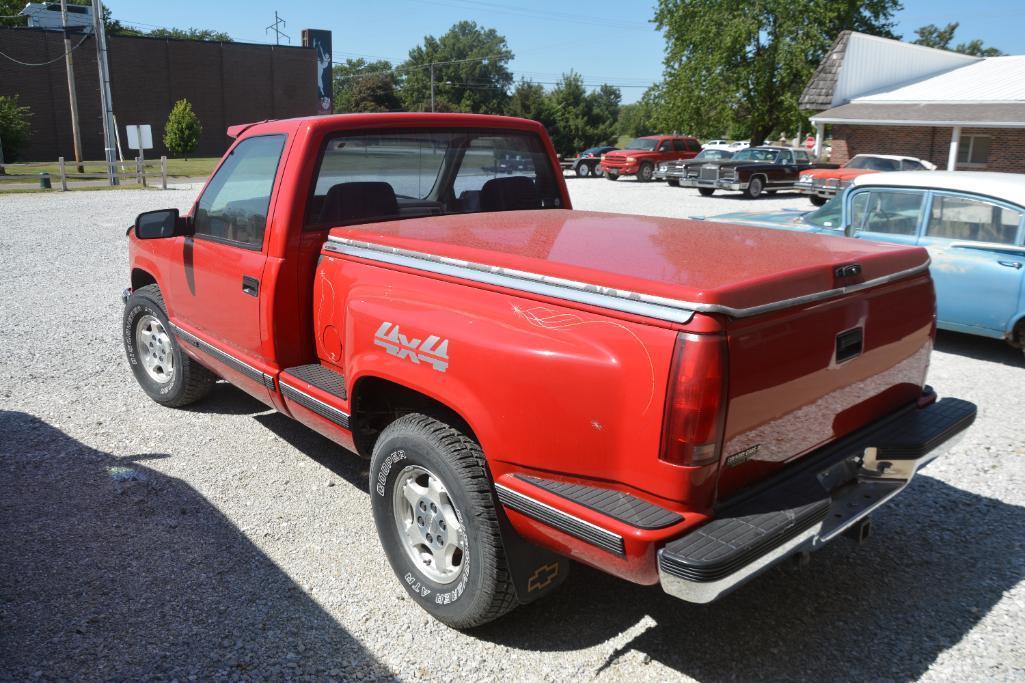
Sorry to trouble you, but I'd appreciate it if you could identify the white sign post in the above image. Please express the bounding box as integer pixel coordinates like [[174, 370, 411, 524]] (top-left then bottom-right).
[[126, 124, 153, 186]]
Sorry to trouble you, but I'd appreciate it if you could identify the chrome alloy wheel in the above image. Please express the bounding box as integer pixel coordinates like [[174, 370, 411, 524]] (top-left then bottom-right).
[[392, 465, 466, 585], [136, 314, 175, 384]]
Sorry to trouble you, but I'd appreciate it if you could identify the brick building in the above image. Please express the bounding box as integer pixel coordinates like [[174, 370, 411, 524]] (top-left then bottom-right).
[[800, 31, 1025, 173], [0, 27, 318, 161]]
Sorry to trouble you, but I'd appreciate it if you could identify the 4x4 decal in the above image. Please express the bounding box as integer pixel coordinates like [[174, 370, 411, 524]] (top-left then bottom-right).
[[374, 322, 450, 372]]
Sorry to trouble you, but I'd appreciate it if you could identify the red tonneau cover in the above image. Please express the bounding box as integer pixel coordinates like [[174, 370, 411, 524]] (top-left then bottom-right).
[[328, 209, 928, 314]]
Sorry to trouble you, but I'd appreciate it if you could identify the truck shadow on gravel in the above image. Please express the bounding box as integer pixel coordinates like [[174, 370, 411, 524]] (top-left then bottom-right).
[[476, 475, 1025, 681], [0, 411, 391, 681], [934, 330, 1024, 366]]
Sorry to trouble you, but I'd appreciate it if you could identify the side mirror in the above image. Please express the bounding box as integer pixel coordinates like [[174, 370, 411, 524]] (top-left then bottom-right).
[[134, 209, 192, 239]]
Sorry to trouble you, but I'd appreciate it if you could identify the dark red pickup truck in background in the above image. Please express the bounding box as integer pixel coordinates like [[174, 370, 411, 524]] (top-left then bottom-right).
[[600, 134, 702, 182], [122, 113, 975, 628]]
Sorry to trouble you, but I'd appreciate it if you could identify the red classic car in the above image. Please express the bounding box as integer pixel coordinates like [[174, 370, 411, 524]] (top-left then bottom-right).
[[600, 135, 701, 182], [798, 154, 935, 205]]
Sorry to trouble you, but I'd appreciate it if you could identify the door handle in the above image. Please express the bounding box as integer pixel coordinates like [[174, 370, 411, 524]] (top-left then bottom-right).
[[242, 275, 260, 296], [998, 260, 1023, 270]]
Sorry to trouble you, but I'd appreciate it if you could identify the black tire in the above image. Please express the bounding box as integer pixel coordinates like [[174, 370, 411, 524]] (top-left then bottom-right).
[[667, 178, 680, 187], [745, 175, 765, 198], [810, 195, 828, 206], [698, 187, 715, 196], [637, 162, 654, 182], [371, 413, 517, 629], [575, 162, 591, 178], [591, 162, 605, 177], [605, 172, 619, 181], [123, 284, 215, 407]]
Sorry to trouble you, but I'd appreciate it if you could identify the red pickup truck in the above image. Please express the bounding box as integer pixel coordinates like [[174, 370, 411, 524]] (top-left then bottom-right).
[[599, 135, 701, 182], [123, 113, 974, 629]]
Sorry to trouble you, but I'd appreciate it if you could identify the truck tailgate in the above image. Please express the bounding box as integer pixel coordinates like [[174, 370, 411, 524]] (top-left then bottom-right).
[[716, 270, 936, 500]]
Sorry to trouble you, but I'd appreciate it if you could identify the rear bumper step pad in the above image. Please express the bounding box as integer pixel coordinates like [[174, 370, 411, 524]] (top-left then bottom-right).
[[658, 397, 976, 604]]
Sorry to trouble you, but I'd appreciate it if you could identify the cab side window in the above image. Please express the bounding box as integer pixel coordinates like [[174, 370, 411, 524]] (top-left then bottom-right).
[[926, 194, 1023, 244], [194, 135, 286, 248], [658, 141, 672, 152], [672, 139, 687, 152], [852, 190, 924, 235], [686, 139, 702, 152], [794, 150, 810, 164], [779, 150, 794, 164]]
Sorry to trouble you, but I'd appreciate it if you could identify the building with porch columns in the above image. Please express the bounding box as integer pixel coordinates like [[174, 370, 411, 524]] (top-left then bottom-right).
[[800, 31, 1025, 173]]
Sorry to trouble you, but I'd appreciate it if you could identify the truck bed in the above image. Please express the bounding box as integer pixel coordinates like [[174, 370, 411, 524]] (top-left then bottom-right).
[[326, 209, 929, 318]]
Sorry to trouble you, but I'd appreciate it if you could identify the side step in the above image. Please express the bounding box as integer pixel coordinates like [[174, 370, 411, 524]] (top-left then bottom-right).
[[496, 475, 685, 557], [281, 363, 347, 400], [279, 363, 349, 430]]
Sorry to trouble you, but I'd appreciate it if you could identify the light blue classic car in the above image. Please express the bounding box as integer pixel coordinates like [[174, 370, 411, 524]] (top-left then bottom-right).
[[701, 171, 1025, 352]]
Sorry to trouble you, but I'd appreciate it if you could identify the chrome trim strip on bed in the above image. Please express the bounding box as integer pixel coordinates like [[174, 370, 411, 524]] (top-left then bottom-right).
[[324, 236, 930, 320], [169, 323, 275, 389], [279, 380, 352, 430], [495, 483, 625, 556]]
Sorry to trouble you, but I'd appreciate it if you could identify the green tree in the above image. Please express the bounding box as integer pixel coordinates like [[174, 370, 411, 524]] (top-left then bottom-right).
[[912, 22, 1003, 56], [507, 79, 551, 123], [333, 59, 402, 113], [400, 21, 514, 113], [654, 0, 902, 144], [542, 72, 621, 157], [617, 88, 660, 139], [163, 99, 202, 159], [147, 27, 232, 42], [0, 95, 32, 162]]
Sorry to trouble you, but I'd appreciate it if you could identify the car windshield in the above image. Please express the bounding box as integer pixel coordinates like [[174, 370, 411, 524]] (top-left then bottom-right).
[[848, 156, 901, 171], [695, 149, 732, 161], [624, 138, 659, 151], [803, 194, 844, 229], [731, 148, 778, 162]]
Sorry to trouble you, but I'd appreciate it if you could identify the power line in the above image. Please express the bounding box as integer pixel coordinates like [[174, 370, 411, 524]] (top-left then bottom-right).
[[0, 31, 90, 66]]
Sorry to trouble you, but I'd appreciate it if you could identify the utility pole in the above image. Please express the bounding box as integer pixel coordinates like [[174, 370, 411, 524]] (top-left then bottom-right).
[[265, 11, 289, 45], [60, 0, 84, 173], [429, 61, 435, 112], [91, 0, 117, 185]]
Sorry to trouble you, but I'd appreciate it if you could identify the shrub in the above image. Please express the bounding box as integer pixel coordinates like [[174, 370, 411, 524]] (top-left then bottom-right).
[[0, 95, 33, 163], [163, 99, 202, 159]]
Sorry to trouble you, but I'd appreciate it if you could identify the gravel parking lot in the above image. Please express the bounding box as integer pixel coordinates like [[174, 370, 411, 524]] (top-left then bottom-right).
[[1, 179, 1023, 682]]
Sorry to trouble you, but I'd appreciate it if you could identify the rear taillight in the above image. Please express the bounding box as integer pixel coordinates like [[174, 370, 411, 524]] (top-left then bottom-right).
[[659, 333, 728, 467]]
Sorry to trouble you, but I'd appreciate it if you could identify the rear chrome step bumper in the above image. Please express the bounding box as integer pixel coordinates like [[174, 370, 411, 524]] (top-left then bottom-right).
[[658, 397, 976, 604]]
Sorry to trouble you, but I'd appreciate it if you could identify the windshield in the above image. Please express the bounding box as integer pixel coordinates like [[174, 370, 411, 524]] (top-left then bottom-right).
[[847, 156, 900, 171], [625, 138, 658, 151], [803, 194, 844, 229], [731, 148, 778, 162]]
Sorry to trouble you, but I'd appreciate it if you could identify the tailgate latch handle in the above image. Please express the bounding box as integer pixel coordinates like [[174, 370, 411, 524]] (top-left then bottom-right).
[[834, 263, 862, 279]]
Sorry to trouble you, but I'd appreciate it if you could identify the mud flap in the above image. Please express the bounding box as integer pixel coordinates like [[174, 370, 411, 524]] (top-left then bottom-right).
[[495, 504, 570, 604]]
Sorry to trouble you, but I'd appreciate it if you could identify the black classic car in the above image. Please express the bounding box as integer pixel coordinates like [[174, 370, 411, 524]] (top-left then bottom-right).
[[677, 146, 835, 198], [656, 148, 734, 185]]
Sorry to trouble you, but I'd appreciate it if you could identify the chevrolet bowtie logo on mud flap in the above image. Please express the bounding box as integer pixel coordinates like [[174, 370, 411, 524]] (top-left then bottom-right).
[[374, 322, 450, 372], [527, 562, 561, 593]]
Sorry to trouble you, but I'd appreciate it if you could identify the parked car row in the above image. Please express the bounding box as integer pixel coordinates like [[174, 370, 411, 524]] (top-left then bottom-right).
[[698, 170, 1025, 351]]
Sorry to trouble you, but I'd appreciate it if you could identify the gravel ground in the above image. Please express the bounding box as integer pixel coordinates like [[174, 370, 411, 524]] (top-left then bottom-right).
[[1, 179, 1023, 682]]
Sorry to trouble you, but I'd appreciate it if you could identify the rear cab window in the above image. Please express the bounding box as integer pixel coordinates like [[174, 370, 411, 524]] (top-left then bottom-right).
[[305, 128, 562, 230]]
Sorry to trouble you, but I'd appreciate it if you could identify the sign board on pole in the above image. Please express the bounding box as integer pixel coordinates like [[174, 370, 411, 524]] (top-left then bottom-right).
[[301, 29, 333, 114], [126, 124, 153, 150]]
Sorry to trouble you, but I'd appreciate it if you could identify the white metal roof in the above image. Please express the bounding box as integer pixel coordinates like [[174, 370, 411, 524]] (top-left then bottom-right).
[[852, 171, 1025, 208], [856, 56, 1025, 104], [850, 154, 937, 169], [831, 32, 978, 107]]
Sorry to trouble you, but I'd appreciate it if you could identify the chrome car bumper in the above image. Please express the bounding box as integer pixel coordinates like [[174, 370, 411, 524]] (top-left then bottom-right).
[[680, 178, 745, 191], [658, 397, 975, 604]]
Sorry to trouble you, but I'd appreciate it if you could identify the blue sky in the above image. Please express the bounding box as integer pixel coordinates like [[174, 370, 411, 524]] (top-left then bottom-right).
[[104, 0, 1025, 104]]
